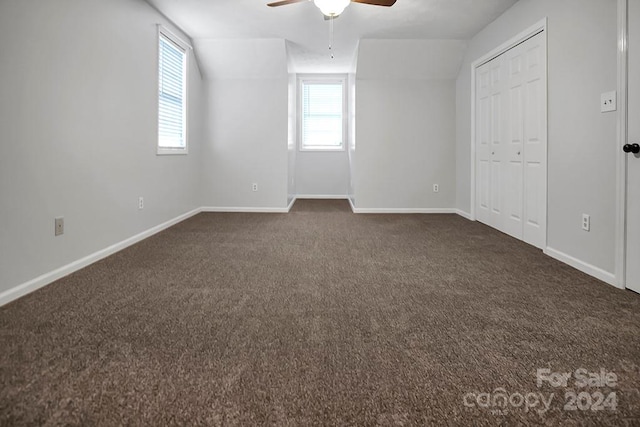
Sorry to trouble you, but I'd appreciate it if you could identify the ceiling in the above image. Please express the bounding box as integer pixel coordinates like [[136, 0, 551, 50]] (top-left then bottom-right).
[[145, 0, 518, 74]]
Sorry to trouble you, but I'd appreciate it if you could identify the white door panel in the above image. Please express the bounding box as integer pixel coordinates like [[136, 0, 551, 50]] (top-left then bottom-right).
[[490, 65, 506, 231], [491, 161, 502, 215], [479, 160, 490, 211], [506, 160, 523, 229], [626, 1, 640, 293]]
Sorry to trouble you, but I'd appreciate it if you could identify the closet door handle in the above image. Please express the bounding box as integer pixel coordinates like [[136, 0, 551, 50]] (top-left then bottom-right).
[[623, 143, 640, 154]]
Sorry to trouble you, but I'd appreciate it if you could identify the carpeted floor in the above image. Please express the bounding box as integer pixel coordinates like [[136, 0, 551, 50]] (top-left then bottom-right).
[[1, 199, 639, 426]]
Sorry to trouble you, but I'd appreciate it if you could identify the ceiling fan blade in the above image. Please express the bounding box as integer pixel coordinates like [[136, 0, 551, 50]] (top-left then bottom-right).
[[351, 0, 397, 6], [267, 0, 308, 7]]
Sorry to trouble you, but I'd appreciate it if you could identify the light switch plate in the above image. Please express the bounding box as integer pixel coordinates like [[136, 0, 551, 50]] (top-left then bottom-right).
[[601, 91, 616, 113]]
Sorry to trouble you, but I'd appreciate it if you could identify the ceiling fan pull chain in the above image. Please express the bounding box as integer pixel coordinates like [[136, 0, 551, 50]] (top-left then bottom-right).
[[329, 15, 334, 59]]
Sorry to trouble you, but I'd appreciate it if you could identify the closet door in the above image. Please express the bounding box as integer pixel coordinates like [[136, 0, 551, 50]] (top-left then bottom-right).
[[521, 32, 547, 248], [500, 42, 524, 239], [476, 61, 492, 226], [475, 31, 546, 249], [476, 57, 508, 231]]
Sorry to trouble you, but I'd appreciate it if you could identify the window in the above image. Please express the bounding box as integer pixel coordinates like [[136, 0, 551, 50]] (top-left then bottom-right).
[[300, 77, 346, 151], [158, 27, 188, 155]]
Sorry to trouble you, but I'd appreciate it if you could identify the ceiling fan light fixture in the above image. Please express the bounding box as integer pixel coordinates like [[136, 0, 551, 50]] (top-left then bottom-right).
[[313, 0, 350, 17]]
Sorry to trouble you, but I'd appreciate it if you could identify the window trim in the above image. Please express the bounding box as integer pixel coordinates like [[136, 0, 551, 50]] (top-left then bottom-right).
[[297, 74, 348, 152], [157, 25, 190, 156]]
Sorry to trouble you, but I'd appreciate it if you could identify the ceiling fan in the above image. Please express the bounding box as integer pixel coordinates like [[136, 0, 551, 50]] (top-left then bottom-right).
[[267, 0, 396, 18]]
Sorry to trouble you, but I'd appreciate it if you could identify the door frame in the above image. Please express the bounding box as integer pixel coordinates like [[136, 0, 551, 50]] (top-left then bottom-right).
[[615, 0, 628, 289], [470, 18, 548, 249]]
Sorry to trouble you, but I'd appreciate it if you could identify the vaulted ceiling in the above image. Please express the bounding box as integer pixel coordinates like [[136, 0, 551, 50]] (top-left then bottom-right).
[[145, 0, 518, 74]]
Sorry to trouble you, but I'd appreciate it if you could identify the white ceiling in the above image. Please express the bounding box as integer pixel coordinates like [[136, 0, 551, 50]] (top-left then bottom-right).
[[146, 0, 518, 74]]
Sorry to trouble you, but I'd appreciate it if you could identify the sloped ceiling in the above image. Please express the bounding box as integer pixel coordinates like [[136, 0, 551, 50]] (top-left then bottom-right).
[[146, 0, 518, 76]]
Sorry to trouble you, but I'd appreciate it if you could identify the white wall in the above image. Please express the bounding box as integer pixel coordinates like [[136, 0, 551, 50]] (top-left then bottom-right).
[[288, 73, 297, 204], [198, 39, 289, 209], [455, 0, 618, 274], [0, 0, 204, 297], [348, 72, 357, 204], [295, 151, 350, 197], [354, 40, 466, 210]]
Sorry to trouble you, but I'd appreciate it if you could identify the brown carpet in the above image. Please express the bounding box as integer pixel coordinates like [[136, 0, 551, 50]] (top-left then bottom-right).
[[1, 199, 639, 426]]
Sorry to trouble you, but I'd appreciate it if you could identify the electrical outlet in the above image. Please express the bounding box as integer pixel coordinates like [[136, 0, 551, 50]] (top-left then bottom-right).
[[252, 183, 258, 192], [138, 197, 144, 210], [55, 217, 64, 236], [433, 184, 439, 193], [582, 214, 590, 231]]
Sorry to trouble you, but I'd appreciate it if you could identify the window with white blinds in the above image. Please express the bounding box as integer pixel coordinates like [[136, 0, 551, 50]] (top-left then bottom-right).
[[158, 29, 187, 154], [300, 79, 345, 151]]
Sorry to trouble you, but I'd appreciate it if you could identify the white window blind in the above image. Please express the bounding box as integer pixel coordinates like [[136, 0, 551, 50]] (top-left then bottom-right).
[[301, 82, 344, 150], [158, 32, 187, 153]]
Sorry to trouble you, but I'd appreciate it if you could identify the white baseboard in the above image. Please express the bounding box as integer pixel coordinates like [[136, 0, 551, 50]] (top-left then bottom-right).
[[455, 209, 473, 220], [295, 195, 349, 200], [0, 208, 202, 307], [201, 206, 290, 213], [544, 247, 620, 289], [286, 198, 296, 212], [348, 205, 471, 217], [348, 198, 356, 213], [351, 207, 458, 214]]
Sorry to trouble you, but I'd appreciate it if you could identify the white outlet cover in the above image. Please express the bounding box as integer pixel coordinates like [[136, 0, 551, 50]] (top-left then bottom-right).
[[601, 91, 616, 113], [55, 217, 64, 236]]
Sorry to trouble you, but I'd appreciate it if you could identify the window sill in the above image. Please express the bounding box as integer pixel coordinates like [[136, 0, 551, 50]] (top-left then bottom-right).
[[157, 148, 188, 156], [299, 147, 345, 152]]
